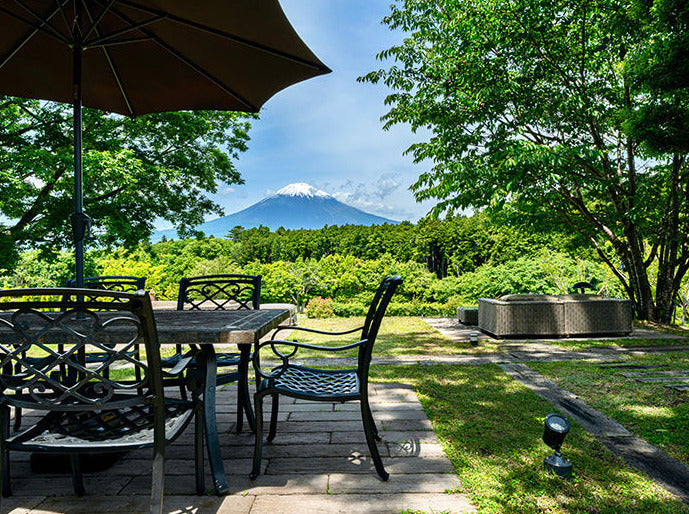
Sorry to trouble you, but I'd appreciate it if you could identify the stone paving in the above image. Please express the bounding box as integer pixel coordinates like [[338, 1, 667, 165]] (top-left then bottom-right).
[[1, 381, 474, 514]]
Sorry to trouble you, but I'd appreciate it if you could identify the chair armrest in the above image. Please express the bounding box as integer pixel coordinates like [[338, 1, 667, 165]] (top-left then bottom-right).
[[253, 338, 366, 380], [271, 324, 363, 340], [162, 348, 199, 377]]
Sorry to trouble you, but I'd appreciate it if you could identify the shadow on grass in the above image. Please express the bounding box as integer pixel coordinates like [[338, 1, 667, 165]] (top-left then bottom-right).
[[372, 364, 688, 513], [531, 356, 689, 467]]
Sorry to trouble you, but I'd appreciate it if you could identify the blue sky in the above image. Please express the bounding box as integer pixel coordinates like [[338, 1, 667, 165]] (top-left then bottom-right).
[[206, 1, 435, 225]]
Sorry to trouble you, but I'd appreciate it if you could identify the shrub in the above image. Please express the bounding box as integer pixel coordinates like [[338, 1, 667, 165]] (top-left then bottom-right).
[[332, 301, 367, 317], [307, 296, 335, 318]]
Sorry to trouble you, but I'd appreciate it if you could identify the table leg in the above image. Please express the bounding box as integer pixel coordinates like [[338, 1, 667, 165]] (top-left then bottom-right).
[[237, 344, 256, 433], [201, 346, 229, 495]]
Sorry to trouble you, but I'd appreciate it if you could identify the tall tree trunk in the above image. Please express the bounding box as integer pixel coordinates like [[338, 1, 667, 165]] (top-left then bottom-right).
[[623, 223, 656, 320]]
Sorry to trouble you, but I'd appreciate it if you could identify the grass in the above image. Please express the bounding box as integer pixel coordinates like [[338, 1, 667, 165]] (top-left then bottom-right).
[[371, 364, 688, 513], [268, 316, 502, 358], [541, 337, 689, 351], [530, 352, 689, 468]]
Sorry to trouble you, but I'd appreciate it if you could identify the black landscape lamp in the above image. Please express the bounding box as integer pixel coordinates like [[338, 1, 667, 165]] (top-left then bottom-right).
[[542, 413, 573, 479]]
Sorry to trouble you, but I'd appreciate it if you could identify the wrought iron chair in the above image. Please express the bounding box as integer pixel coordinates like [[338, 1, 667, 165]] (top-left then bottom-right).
[[0, 288, 204, 510], [250, 275, 402, 481], [64, 276, 147, 369], [65, 275, 147, 293], [12, 276, 148, 433], [172, 274, 261, 433]]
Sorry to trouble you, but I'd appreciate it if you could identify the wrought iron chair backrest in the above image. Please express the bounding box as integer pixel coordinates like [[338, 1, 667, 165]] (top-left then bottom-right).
[[0, 288, 162, 412], [64, 276, 146, 304], [177, 274, 261, 311], [357, 275, 403, 369]]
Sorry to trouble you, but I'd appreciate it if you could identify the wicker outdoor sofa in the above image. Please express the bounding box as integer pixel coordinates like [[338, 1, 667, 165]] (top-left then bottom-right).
[[478, 294, 632, 338]]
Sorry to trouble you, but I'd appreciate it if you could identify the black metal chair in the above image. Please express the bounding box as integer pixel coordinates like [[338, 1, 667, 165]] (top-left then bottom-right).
[[11, 276, 148, 433], [0, 288, 204, 509], [65, 275, 147, 293], [64, 276, 147, 367], [173, 274, 262, 433], [250, 275, 403, 481]]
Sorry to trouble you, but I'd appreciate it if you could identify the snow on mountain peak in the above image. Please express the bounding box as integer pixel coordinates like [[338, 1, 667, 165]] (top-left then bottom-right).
[[275, 183, 331, 199]]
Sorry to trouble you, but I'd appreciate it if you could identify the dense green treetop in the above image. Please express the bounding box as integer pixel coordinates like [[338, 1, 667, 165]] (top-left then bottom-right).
[[361, 0, 689, 322], [625, 0, 689, 153], [0, 97, 254, 270]]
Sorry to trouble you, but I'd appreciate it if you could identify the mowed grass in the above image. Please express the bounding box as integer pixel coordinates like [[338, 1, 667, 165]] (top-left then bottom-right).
[[266, 316, 501, 358], [530, 351, 689, 468], [372, 364, 688, 514]]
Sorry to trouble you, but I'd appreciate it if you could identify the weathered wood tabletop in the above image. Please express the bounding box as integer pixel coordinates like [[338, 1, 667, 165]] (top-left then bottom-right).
[[152, 308, 291, 344]]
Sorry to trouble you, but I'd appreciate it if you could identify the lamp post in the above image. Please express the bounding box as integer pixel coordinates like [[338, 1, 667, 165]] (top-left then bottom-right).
[[542, 412, 573, 479]]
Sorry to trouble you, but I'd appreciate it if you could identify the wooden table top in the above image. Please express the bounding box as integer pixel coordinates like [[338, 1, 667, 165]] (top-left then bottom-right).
[[152, 308, 291, 345]]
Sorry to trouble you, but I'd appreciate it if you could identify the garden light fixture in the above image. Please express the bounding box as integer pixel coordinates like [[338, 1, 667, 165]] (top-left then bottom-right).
[[469, 333, 479, 346], [542, 412, 573, 479]]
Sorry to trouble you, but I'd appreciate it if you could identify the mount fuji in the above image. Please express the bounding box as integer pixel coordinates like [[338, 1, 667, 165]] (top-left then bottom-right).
[[152, 183, 398, 241]]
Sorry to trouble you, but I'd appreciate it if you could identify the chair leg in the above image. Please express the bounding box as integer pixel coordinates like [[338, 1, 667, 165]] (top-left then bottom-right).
[[12, 408, 20, 433], [361, 398, 389, 481], [1, 406, 11, 498], [150, 442, 165, 514], [195, 408, 205, 495], [250, 392, 265, 480], [70, 455, 86, 496], [362, 400, 382, 441], [267, 394, 279, 442]]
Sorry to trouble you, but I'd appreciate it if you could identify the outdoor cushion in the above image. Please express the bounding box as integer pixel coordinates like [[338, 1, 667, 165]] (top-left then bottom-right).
[[498, 294, 559, 302]]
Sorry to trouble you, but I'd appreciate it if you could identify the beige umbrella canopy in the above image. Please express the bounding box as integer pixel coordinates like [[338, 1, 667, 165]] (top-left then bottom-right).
[[0, 0, 330, 285]]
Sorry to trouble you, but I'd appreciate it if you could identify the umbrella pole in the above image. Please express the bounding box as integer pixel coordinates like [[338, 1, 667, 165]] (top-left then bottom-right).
[[69, 7, 88, 289]]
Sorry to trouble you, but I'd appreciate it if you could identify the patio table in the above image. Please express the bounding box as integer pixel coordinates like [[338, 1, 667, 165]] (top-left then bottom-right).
[[152, 308, 291, 494]]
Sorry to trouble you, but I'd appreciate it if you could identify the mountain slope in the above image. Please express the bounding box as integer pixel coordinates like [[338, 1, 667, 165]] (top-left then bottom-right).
[[153, 183, 398, 240]]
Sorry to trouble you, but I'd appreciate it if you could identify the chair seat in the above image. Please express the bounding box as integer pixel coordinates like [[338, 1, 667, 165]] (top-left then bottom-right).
[[7, 398, 195, 452], [162, 351, 241, 368], [267, 365, 360, 399], [216, 352, 241, 366]]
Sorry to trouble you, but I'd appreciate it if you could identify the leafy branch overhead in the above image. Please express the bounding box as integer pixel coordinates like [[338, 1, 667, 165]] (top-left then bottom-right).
[[0, 97, 254, 258], [360, 0, 689, 323]]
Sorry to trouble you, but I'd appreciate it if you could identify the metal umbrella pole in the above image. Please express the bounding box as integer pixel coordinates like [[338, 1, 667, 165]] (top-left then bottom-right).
[[69, 4, 88, 289]]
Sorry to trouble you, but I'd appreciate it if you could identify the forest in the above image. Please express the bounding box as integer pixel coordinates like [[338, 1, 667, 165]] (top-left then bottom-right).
[[2, 212, 650, 319]]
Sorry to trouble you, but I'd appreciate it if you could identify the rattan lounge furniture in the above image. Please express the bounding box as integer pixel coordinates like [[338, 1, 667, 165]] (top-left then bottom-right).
[[478, 294, 632, 338]]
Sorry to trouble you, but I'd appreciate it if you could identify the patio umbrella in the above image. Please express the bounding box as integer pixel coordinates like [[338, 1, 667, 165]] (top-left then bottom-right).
[[0, 1, 330, 287]]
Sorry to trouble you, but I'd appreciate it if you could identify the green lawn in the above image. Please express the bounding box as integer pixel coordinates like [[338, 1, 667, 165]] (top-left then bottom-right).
[[530, 352, 689, 468], [270, 316, 502, 358], [373, 364, 686, 513]]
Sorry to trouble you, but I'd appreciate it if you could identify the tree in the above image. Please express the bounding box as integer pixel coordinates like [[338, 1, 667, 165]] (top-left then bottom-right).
[[0, 97, 254, 270], [361, 0, 689, 322]]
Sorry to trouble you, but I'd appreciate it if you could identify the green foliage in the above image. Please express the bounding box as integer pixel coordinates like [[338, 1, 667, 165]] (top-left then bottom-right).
[[0, 97, 254, 271], [1, 213, 634, 316], [361, 0, 689, 322], [4, 249, 98, 288], [306, 297, 335, 318], [624, 0, 689, 154]]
